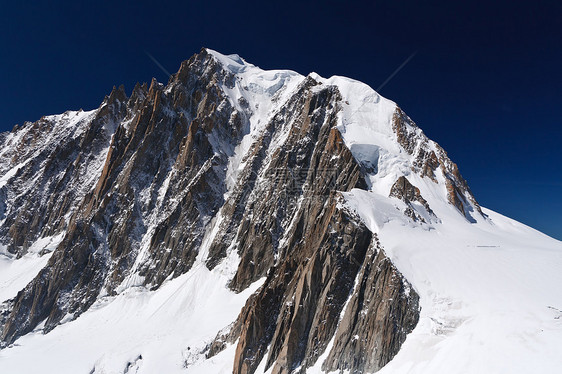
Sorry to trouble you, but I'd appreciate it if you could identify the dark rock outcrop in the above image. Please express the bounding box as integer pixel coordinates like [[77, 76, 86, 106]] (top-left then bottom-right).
[[389, 176, 436, 222], [206, 197, 419, 374], [235, 196, 371, 374], [0, 86, 127, 256], [323, 235, 420, 373], [392, 107, 483, 221]]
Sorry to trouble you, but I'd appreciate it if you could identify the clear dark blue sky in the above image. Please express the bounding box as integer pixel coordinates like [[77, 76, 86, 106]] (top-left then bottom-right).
[[1, 1, 561, 239]]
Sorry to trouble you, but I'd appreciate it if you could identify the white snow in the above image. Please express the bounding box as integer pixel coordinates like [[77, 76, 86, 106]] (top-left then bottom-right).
[[0, 233, 63, 304], [0, 246, 264, 374], [0, 159, 32, 189], [206, 49, 305, 197]]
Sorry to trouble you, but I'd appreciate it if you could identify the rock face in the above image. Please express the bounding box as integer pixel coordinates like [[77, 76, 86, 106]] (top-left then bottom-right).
[[391, 108, 482, 221], [0, 48, 484, 372], [322, 234, 419, 373], [0, 87, 126, 255], [389, 176, 436, 222], [227, 200, 419, 374], [232, 197, 372, 374], [1, 49, 246, 342]]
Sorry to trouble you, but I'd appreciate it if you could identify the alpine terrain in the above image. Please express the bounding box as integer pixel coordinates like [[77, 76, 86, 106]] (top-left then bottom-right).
[[0, 49, 560, 374]]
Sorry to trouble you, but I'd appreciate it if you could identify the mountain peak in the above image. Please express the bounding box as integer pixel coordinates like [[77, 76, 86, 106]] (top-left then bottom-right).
[[0, 49, 560, 374]]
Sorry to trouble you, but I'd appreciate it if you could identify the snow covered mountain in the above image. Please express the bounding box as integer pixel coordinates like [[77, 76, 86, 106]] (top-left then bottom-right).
[[0, 48, 560, 374]]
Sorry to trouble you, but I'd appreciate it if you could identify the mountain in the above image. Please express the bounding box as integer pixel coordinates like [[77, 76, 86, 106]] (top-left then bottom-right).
[[0, 48, 560, 374]]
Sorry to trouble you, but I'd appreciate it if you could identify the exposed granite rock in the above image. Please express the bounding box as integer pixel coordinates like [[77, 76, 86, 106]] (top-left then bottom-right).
[[1, 48, 250, 343], [226, 195, 371, 374], [206, 197, 419, 374], [389, 175, 436, 222], [205, 77, 366, 292], [202, 81, 419, 373], [392, 107, 483, 221], [204, 76, 325, 272], [323, 235, 420, 373], [0, 85, 127, 256], [0, 299, 14, 345]]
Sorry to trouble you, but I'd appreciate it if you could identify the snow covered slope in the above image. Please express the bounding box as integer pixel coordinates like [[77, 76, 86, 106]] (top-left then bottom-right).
[[341, 191, 562, 374], [0, 49, 560, 374]]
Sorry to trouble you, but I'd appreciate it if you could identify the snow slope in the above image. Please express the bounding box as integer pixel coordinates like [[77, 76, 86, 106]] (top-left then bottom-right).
[[0, 234, 63, 304], [341, 190, 562, 374], [0, 246, 263, 374]]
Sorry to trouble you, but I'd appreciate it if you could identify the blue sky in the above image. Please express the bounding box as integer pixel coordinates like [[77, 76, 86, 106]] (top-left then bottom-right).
[[1, 0, 560, 239]]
